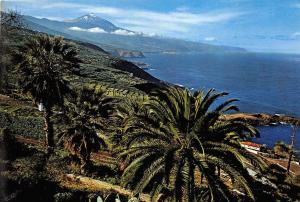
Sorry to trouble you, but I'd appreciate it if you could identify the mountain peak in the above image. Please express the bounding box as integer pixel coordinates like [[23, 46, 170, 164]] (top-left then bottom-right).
[[88, 13, 96, 17], [64, 14, 119, 32], [78, 13, 99, 21]]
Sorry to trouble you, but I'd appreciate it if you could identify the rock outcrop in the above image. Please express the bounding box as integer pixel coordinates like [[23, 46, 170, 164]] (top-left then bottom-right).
[[222, 113, 300, 126], [115, 49, 145, 58]]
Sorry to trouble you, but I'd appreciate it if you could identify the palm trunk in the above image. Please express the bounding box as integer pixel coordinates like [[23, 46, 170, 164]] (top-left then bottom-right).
[[287, 151, 293, 174], [80, 155, 91, 174], [189, 166, 195, 202], [44, 107, 54, 154], [287, 126, 297, 174], [200, 173, 203, 183]]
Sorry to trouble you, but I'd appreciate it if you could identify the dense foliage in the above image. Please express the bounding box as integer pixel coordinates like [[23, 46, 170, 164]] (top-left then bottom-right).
[[13, 34, 81, 153], [58, 87, 115, 172], [118, 86, 268, 201], [14, 34, 80, 109]]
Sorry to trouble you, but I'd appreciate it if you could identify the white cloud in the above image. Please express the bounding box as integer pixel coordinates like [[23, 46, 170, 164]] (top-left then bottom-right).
[[204, 37, 216, 41], [294, 3, 300, 8], [144, 32, 157, 37], [69, 26, 157, 37], [42, 2, 83, 9], [109, 10, 243, 26], [112, 29, 137, 36], [116, 19, 190, 33], [69, 26, 84, 31], [68, 26, 106, 33], [34, 16, 64, 21], [42, 3, 120, 16], [291, 32, 300, 39], [84, 8, 243, 35], [88, 27, 106, 33]]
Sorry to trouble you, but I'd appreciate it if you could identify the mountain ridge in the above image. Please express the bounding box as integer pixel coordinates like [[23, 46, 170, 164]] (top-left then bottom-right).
[[21, 14, 247, 54]]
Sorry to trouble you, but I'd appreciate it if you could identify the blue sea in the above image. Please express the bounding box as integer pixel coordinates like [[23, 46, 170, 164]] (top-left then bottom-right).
[[131, 52, 300, 151]]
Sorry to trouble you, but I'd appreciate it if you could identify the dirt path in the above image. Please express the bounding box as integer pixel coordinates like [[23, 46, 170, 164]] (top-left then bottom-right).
[[62, 174, 151, 201], [14, 135, 119, 167], [263, 157, 300, 174]]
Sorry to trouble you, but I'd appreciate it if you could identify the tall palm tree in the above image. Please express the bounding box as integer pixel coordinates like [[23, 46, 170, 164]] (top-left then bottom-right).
[[14, 34, 81, 153], [59, 87, 114, 172], [118, 86, 268, 201]]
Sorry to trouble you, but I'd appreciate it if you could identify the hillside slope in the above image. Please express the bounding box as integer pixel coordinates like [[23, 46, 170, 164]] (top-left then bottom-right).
[[3, 27, 161, 97]]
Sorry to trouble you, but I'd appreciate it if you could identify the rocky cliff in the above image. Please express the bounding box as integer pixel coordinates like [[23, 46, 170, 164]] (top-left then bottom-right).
[[115, 49, 145, 58]]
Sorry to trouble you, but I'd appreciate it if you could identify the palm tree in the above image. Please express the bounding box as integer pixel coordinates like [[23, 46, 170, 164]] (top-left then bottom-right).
[[59, 87, 114, 172], [61, 119, 106, 173], [111, 99, 145, 142], [118, 86, 268, 201], [14, 34, 81, 153]]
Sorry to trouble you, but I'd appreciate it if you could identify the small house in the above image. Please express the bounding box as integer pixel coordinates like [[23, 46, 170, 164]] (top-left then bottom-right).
[[240, 141, 264, 154]]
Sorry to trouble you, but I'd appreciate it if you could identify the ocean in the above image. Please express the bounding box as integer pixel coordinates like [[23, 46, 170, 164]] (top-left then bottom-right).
[[131, 52, 300, 151]]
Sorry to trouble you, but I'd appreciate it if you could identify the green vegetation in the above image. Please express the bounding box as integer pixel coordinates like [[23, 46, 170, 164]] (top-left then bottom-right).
[[14, 34, 81, 153], [117, 86, 267, 201], [1, 17, 299, 202], [58, 87, 113, 173]]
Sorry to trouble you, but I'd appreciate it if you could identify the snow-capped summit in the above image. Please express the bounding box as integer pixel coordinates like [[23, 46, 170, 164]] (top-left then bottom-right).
[[78, 13, 97, 21], [88, 13, 96, 17], [65, 14, 119, 32]]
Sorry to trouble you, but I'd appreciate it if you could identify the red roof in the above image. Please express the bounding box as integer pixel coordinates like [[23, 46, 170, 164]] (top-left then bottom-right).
[[240, 141, 263, 148]]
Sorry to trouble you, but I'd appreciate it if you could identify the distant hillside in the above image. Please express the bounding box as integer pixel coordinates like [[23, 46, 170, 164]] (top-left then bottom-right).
[[22, 14, 247, 54], [3, 26, 162, 99]]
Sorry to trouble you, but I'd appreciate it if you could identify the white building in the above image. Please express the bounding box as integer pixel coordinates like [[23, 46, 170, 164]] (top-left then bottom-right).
[[240, 141, 263, 154]]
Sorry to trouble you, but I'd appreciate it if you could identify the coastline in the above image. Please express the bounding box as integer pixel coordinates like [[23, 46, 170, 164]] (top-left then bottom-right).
[[222, 113, 300, 126]]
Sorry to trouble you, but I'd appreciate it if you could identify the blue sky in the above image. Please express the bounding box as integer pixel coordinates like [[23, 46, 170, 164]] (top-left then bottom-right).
[[3, 0, 300, 53]]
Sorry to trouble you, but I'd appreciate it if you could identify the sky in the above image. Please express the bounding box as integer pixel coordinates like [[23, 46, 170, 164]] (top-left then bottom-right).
[[2, 0, 300, 53]]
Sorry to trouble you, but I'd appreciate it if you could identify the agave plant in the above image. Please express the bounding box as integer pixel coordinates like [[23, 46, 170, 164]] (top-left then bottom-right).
[[118, 86, 268, 201]]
